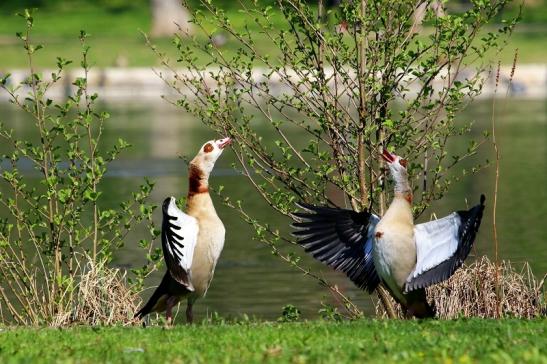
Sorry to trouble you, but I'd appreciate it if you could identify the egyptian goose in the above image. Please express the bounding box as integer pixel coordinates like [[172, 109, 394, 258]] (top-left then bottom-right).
[[292, 149, 485, 318], [135, 137, 231, 324]]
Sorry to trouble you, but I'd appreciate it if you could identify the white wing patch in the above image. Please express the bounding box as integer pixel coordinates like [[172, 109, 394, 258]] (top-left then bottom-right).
[[164, 198, 199, 273], [408, 212, 461, 281]]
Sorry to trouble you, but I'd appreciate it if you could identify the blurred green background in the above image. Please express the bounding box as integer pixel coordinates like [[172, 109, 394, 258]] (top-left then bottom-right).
[[0, 0, 545, 68]]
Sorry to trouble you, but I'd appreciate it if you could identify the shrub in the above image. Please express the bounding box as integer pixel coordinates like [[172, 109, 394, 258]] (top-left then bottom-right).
[[148, 0, 518, 317], [0, 10, 161, 325], [375, 257, 546, 319]]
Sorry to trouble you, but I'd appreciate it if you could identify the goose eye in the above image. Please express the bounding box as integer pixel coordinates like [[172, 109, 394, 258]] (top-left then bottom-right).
[[399, 159, 407, 168], [203, 143, 214, 153]]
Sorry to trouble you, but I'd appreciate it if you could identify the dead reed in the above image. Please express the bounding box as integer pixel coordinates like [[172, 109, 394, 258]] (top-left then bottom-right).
[[376, 256, 546, 319], [50, 257, 141, 327]]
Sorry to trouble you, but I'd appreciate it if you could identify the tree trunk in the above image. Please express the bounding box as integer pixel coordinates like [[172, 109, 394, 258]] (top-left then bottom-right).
[[150, 0, 193, 37], [411, 1, 445, 35]]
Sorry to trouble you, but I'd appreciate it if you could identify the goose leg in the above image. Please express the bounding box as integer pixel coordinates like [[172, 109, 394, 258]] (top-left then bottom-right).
[[404, 289, 435, 319], [165, 306, 173, 326], [186, 302, 194, 324], [165, 296, 179, 326]]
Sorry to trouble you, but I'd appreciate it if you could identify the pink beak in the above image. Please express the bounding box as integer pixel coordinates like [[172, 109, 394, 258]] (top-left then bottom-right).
[[218, 137, 232, 149], [381, 148, 396, 163]]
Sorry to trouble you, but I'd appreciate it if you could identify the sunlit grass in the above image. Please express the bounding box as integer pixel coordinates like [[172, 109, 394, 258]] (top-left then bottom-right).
[[0, 5, 545, 68], [0, 319, 545, 363]]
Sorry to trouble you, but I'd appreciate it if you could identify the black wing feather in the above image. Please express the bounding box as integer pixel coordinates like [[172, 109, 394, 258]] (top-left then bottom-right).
[[405, 195, 486, 292], [161, 198, 193, 289], [292, 203, 380, 293]]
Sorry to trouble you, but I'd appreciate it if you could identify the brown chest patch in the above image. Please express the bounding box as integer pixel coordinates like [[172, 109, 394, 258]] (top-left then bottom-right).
[[188, 164, 208, 196]]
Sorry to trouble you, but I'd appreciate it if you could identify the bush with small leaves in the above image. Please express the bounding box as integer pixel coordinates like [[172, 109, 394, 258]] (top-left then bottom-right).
[[0, 10, 161, 325], [147, 0, 518, 318], [318, 303, 343, 322], [278, 304, 301, 322]]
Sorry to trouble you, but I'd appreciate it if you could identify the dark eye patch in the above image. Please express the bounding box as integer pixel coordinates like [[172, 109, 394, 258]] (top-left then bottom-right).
[[203, 143, 214, 153], [399, 159, 408, 168]]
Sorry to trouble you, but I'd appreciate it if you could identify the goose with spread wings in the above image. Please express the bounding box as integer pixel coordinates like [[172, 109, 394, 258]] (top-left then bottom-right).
[[135, 137, 231, 324], [292, 149, 485, 318]]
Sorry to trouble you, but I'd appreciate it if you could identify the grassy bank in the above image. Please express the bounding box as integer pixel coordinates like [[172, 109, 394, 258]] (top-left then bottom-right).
[[0, 319, 545, 363], [0, 5, 546, 68]]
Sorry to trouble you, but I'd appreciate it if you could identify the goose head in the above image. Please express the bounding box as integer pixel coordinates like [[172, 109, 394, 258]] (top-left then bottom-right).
[[381, 149, 411, 194], [190, 137, 232, 176]]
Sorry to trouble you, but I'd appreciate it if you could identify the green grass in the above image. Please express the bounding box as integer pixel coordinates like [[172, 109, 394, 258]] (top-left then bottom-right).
[[0, 4, 545, 69], [0, 4, 287, 69], [0, 319, 546, 363]]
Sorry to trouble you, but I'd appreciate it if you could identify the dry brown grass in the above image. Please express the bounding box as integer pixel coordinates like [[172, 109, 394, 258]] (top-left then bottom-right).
[[50, 258, 141, 327], [376, 256, 546, 319]]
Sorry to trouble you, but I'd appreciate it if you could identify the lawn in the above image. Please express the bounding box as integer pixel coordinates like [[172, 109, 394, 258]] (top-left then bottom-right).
[[0, 319, 546, 363], [0, 4, 288, 69], [0, 4, 545, 69]]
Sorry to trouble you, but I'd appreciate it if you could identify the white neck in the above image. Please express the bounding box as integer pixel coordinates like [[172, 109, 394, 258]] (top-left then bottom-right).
[[386, 169, 413, 216], [392, 170, 411, 194]]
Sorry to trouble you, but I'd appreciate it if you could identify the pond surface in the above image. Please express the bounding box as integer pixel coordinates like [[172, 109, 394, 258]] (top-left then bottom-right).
[[0, 99, 545, 321]]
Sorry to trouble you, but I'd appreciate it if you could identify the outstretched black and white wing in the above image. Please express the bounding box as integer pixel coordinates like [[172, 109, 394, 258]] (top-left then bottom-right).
[[292, 203, 380, 293], [405, 195, 485, 292], [161, 197, 199, 291]]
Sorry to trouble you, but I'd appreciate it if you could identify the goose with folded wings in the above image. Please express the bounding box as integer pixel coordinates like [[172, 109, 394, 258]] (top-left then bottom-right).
[[292, 149, 485, 318], [135, 137, 231, 324]]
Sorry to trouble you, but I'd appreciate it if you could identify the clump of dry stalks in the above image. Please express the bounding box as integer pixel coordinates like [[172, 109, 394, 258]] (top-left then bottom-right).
[[50, 257, 141, 327], [376, 256, 546, 319]]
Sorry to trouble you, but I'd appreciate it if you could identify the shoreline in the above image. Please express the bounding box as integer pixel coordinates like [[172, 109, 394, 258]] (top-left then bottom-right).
[[1, 64, 545, 102]]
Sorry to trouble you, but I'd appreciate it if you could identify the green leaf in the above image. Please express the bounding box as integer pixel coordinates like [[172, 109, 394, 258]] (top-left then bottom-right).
[[58, 189, 71, 204], [83, 189, 102, 202]]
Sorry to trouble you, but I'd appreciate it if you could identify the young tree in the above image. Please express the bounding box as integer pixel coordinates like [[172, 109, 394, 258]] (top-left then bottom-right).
[[148, 0, 517, 317], [0, 12, 161, 325]]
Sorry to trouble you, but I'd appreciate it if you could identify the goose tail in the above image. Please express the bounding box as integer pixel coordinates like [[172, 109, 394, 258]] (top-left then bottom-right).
[[134, 273, 170, 319]]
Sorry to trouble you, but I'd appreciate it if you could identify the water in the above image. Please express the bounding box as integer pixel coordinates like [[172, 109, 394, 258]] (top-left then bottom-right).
[[0, 99, 545, 321]]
